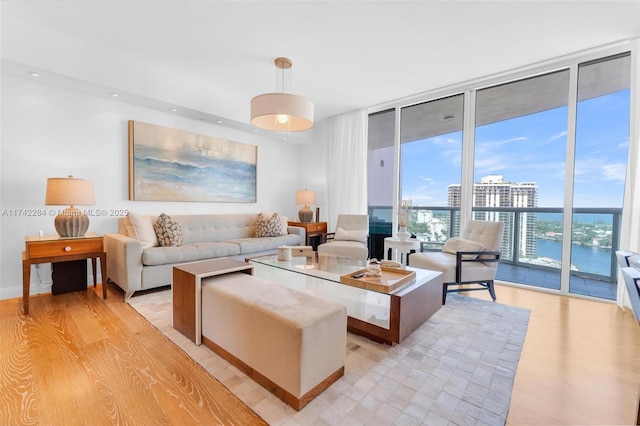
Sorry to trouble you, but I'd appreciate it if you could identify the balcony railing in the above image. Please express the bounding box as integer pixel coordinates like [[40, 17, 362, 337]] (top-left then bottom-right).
[[368, 205, 622, 300]]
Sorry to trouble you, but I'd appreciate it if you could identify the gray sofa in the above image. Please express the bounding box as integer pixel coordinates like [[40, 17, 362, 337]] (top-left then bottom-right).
[[104, 213, 304, 299]]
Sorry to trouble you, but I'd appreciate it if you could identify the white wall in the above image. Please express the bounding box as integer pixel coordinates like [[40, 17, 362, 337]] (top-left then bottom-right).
[[0, 74, 307, 299]]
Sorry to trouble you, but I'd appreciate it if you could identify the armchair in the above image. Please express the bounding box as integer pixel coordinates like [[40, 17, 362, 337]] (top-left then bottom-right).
[[317, 214, 369, 260], [409, 220, 504, 304]]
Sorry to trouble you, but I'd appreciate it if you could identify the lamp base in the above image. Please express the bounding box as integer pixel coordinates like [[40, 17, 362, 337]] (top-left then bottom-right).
[[298, 205, 313, 223], [54, 207, 89, 237]]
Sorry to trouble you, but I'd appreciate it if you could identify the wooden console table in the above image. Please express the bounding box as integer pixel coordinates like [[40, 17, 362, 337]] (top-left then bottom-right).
[[287, 221, 327, 248], [22, 233, 107, 315]]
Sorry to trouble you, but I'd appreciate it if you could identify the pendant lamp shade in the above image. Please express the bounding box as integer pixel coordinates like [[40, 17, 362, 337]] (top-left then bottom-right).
[[251, 93, 314, 132], [250, 57, 314, 132]]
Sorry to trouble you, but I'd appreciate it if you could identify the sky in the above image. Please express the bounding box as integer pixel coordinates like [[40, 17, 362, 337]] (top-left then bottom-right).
[[400, 89, 630, 208]]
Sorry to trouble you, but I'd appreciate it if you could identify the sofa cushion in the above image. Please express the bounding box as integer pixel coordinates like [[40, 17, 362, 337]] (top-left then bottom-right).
[[317, 240, 368, 260], [254, 213, 283, 237], [153, 213, 184, 247], [142, 242, 241, 266], [128, 212, 159, 249], [409, 251, 497, 284], [228, 234, 302, 254]]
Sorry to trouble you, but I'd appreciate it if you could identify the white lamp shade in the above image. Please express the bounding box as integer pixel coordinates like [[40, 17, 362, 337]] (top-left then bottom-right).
[[295, 189, 316, 206], [45, 177, 95, 206], [251, 93, 314, 132]]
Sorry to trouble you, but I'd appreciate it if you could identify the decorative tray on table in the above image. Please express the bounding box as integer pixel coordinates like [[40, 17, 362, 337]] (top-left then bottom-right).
[[340, 267, 416, 293]]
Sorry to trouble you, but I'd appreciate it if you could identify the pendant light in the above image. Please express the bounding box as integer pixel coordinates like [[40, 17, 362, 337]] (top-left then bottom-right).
[[251, 57, 314, 132]]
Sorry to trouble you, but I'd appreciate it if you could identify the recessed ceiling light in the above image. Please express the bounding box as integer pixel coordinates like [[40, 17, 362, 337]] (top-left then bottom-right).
[[216, 120, 223, 124], [26, 71, 40, 78], [170, 108, 178, 112], [110, 92, 119, 97], [253, 129, 259, 133]]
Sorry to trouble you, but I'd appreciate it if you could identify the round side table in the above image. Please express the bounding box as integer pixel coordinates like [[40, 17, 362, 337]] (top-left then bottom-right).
[[383, 237, 421, 266]]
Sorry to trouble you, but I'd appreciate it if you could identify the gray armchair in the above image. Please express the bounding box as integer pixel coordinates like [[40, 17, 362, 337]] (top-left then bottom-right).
[[317, 214, 369, 260], [409, 220, 504, 304]]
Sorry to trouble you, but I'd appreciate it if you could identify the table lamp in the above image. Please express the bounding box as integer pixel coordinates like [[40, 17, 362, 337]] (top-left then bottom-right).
[[45, 175, 95, 237], [295, 189, 316, 223]]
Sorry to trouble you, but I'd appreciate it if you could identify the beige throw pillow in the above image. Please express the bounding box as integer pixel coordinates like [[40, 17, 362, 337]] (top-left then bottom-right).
[[442, 237, 485, 260], [127, 212, 159, 249], [334, 227, 367, 243]]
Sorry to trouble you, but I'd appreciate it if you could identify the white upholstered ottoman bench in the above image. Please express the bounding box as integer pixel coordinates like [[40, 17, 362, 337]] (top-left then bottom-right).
[[201, 272, 347, 410]]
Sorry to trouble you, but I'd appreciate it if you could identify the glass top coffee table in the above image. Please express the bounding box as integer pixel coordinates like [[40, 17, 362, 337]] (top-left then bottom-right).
[[249, 253, 443, 345]]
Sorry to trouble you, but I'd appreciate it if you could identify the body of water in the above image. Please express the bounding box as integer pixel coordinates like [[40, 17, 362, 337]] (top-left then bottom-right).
[[535, 238, 611, 276]]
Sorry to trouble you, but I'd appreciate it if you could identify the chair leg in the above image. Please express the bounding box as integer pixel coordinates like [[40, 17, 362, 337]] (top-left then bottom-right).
[[442, 283, 448, 305], [487, 280, 497, 301]]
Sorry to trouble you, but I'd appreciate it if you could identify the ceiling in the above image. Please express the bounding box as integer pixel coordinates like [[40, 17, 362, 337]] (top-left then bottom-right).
[[2, 1, 639, 143]]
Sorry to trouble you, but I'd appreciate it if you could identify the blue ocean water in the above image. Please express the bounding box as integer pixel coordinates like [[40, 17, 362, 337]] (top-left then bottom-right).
[[537, 212, 613, 224], [535, 238, 611, 276], [134, 145, 256, 202]]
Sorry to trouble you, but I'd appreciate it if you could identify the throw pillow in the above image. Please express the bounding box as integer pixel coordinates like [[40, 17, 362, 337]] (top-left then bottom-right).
[[153, 213, 184, 247], [260, 211, 288, 236], [442, 237, 485, 260], [334, 227, 368, 243], [255, 212, 283, 238], [128, 211, 159, 249]]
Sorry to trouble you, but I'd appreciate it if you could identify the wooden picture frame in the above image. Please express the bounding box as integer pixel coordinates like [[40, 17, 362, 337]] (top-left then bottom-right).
[[128, 120, 257, 202]]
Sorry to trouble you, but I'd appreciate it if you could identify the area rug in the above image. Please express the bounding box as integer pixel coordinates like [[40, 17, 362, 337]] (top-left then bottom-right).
[[128, 291, 529, 425]]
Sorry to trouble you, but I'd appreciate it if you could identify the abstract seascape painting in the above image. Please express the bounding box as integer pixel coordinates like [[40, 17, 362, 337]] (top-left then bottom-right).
[[128, 120, 257, 202]]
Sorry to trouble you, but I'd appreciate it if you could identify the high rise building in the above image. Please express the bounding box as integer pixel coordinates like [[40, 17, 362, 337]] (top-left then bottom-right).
[[448, 175, 538, 258]]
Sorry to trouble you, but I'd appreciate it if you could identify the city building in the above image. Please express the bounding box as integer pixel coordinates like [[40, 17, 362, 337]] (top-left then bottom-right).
[[448, 175, 539, 259]]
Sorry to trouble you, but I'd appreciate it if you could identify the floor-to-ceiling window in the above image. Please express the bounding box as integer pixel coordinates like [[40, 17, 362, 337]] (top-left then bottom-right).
[[400, 94, 464, 245], [367, 109, 395, 260], [474, 70, 570, 292], [367, 48, 632, 301], [570, 53, 630, 298]]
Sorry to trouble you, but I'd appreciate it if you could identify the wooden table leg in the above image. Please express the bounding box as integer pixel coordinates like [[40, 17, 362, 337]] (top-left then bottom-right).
[[22, 256, 30, 315], [99, 253, 107, 299], [91, 258, 98, 287]]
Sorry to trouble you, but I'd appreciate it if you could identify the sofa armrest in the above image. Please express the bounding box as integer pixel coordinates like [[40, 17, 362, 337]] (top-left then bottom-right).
[[104, 233, 144, 295], [287, 226, 306, 241]]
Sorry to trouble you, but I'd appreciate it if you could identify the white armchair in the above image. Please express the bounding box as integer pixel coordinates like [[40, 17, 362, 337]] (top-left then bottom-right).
[[317, 214, 369, 260], [409, 220, 504, 304]]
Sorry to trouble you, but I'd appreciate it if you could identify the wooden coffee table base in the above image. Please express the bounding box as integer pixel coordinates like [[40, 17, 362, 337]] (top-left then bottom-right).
[[346, 274, 442, 345]]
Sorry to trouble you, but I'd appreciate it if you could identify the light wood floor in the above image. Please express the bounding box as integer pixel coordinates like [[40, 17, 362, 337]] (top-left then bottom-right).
[[1, 282, 639, 425], [466, 283, 640, 425], [0, 284, 266, 425]]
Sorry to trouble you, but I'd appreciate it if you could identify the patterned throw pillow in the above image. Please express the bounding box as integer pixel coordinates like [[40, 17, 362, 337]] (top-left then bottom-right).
[[254, 212, 283, 238], [153, 213, 184, 247]]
